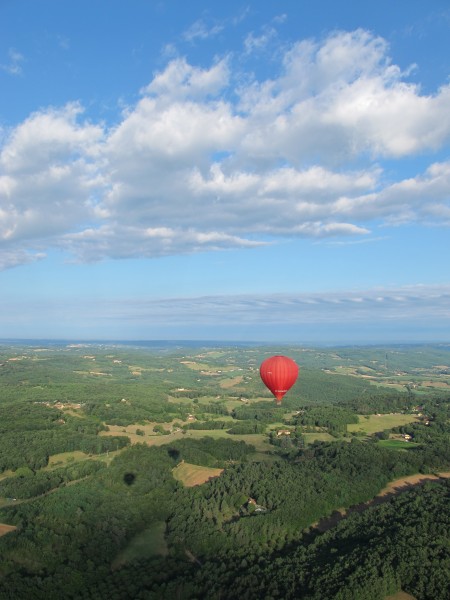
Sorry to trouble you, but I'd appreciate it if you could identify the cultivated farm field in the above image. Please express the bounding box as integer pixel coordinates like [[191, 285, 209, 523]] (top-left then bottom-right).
[[172, 461, 223, 487]]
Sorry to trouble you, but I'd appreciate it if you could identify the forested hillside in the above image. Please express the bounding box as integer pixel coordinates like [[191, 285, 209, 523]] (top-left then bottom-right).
[[0, 342, 449, 599]]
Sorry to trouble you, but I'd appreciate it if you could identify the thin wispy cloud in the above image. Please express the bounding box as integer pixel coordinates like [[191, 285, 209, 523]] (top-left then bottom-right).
[[2, 285, 449, 340], [0, 249, 45, 270], [0, 48, 24, 75], [100, 285, 450, 325], [57, 36, 70, 50], [244, 26, 278, 54], [182, 19, 224, 42]]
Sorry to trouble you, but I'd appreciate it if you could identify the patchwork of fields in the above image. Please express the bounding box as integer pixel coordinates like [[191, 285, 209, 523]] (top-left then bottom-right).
[[0, 343, 449, 598]]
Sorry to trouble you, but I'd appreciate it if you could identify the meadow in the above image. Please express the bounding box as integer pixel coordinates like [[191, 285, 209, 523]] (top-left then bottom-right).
[[172, 461, 223, 486], [347, 413, 420, 434]]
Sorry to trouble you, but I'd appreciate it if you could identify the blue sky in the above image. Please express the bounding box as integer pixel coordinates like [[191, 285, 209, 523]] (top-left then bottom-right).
[[1, 0, 450, 343]]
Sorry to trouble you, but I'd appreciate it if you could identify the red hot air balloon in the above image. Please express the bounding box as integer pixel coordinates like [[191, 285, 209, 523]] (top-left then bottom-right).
[[259, 355, 299, 405]]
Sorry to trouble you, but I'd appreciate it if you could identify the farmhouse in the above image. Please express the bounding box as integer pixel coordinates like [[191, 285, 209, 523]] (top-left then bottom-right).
[[277, 429, 292, 437]]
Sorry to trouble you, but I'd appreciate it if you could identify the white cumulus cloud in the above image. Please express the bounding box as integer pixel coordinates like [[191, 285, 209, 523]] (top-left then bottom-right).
[[1, 29, 450, 268]]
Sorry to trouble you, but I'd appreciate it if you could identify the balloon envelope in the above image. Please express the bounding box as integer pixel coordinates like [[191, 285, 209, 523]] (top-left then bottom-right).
[[259, 355, 299, 404]]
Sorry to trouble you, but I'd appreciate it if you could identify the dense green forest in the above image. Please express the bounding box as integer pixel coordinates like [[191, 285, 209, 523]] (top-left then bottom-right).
[[0, 342, 449, 599]]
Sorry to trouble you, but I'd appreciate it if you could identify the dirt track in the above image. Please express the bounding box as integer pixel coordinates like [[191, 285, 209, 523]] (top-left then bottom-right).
[[377, 471, 450, 496], [313, 472, 450, 533], [0, 523, 17, 537]]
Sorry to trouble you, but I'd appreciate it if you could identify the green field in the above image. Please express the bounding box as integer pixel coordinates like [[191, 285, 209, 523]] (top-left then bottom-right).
[[45, 451, 92, 468], [167, 394, 221, 405], [172, 462, 223, 486], [184, 429, 270, 452], [111, 521, 168, 570], [247, 452, 280, 463], [378, 439, 420, 450], [347, 413, 420, 434], [223, 396, 273, 411], [45, 449, 125, 468], [369, 380, 410, 391], [303, 432, 337, 443], [0, 470, 15, 482]]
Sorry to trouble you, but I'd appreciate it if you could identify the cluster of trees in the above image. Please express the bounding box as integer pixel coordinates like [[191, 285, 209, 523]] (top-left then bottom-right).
[[0, 439, 256, 593], [231, 405, 283, 422], [338, 391, 414, 415], [0, 425, 130, 472], [268, 429, 304, 449], [165, 439, 429, 560], [0, 400, 131, 472], [183, 419, 230, 430], [183, 419, 266, 434], [290, 406, 358, 434], [392, 403, 450, 468], [1, 436, 447, 599], [282, 369, 374, 408], [0, 445, 180, 598], [198, 402, 229, 415], [85, 479, 448, 600], [169, 437, 255, 467], [0, 460, 106, 499], [227, 420, 266, 434]]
